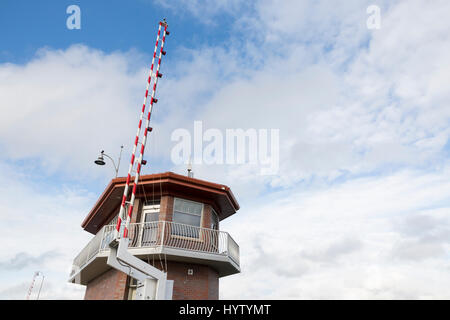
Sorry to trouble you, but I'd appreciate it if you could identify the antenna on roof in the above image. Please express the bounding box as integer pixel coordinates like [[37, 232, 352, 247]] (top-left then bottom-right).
[[187, 157, 193, 178]]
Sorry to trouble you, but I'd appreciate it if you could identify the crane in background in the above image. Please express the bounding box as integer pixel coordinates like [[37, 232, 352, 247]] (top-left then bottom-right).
[[26, 271, 44, 300]]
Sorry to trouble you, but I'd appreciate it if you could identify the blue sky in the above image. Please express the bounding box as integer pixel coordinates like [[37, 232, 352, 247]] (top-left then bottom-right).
[[0, 0, 450, 299], [0, 0, 237, 63]]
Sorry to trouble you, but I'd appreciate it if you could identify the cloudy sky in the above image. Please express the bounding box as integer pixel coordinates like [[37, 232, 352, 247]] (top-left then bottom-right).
[[0, 0, 449, 299]]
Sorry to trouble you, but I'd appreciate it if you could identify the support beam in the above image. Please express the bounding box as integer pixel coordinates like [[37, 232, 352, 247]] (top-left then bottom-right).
[[107, 237, 172, 300]]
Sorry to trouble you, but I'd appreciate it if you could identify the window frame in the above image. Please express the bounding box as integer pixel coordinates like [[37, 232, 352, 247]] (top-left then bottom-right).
[[171, 197, 204, 239], [139, 199, 161, 247], [140, 199, 161, 224]]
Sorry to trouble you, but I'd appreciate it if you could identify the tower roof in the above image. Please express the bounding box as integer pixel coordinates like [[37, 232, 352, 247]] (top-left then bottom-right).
[[81, 171, 239, 234]]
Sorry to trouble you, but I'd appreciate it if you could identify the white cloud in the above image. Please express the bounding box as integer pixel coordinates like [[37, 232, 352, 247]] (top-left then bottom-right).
[[220, 166, 450, 299], [160, 0, 450, 190], [153, 0, 248, 24], [0, 45, 149, 180], [0, 161, 93, 299]]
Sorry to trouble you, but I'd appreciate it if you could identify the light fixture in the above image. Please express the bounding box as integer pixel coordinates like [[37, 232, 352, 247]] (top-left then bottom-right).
[[94, 146, 123, 178], [94, 151, 106, 166]]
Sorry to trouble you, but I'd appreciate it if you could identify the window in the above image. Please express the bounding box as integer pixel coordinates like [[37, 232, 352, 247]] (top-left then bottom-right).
[[141, 199, 160, 246], [144, 211, 159, 223], [142, 199, 160, 222], [172, 198, 203, 237], [210, 207, 219, 230]]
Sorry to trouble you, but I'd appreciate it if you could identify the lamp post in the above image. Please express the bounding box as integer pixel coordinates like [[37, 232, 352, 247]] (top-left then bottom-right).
[[94, 145, 123, 178]]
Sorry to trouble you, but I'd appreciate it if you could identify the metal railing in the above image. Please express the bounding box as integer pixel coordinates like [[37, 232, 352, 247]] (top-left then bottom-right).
[[71, 221, 240, 273], [71, 226, 106, 275]]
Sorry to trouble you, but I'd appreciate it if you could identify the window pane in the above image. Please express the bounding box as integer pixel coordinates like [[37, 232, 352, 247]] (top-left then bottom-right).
[[144, 199, 160, 206], [172, 211, 200, 237], [142, 200, 160, 223], [172, 198, 203, 238], [174, 198, 202, 216], [145, 212, 159, 222], [173, 211, 200, 226], [210, 208, 219, 230]]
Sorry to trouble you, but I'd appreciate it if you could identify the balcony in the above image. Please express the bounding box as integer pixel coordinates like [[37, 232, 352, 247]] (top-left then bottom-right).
[[69, 221, 240, 285]]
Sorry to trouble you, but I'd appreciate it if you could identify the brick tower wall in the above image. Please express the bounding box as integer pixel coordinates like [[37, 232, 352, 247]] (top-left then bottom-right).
[[83, 196, 220, 300], [84, 268, 128, 300], [84, 261, 219, 300], [167, 261, 219, 300]]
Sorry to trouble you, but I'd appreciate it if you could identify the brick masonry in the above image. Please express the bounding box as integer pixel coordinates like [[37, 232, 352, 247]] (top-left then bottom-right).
[[160, 195, 174, 222], [84, 268, 128, 300], [168, 261, 219, 300], [84, 260, 219, 300]]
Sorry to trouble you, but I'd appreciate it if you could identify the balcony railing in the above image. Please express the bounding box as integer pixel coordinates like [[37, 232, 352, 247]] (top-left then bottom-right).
[[71, 221, 240, 276]]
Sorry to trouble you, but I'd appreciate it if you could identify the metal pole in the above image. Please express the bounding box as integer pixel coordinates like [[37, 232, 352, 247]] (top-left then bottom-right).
[[116, 145, 124, 178], [36, 274, 44, 300], [102, 153, 118, 178], [160, 221, 166, 248]]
